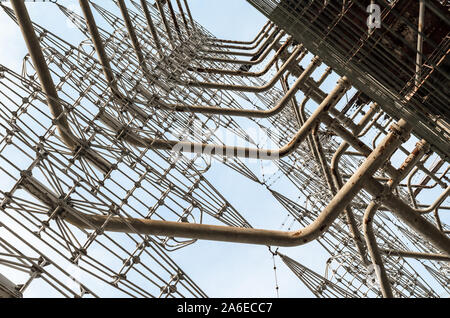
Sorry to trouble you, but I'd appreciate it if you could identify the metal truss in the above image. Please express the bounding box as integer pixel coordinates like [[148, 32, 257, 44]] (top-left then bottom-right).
[[0, 0, 448, 298]]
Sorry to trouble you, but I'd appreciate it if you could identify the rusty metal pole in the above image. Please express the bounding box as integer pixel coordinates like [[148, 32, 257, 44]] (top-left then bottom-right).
[[10, 0, 78, 151], [175, 0, 190, 35], [79, 0, 118, 93], [363, 139, 439, 298], [116, 0, 151, 76], [363, 201, 394, 298], [139, 0, 162, 54], [166, 0, 182, 40], [182, 0, 196, 31], [155, 0, 174, 48], [189, 37, 293, 76]]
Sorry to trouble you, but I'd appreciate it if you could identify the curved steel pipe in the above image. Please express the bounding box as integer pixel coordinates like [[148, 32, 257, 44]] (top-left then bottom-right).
[[200, 30, 285, 65], [102, 77, 349, 159], [189, 37, 294, 77], [208, 23, 274, 51], [10, 0, 111, 174], [363, 201, 394, 298], [206, 21, 271, 45], [148, 54, 319, 117], [186, 43, 301, 92], [117, 0, 151, 76], [202, 28, 280, 57]]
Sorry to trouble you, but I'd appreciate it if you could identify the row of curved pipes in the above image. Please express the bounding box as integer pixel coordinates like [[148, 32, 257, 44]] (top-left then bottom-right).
[[7, 0, 450, 298]]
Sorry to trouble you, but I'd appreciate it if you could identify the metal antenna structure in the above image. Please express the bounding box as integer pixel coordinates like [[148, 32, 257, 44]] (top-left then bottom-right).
[[0, 0, 448, 298]]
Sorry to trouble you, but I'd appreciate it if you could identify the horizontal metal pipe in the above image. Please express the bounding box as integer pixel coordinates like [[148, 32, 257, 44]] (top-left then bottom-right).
[[147, 54, 319, 117], [380, 249, 450, 262], [200, 30, 285, 65], [189, 37, 294, 77], [104, 77, 349, 159], [202, 28, 280, 57], [207, 23, 274, 50], [186, 43, 301, 92]]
